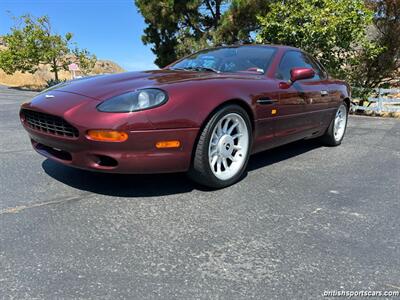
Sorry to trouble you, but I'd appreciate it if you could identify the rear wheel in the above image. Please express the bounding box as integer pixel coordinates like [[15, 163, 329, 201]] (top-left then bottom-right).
[[189, 105, 252, 188], [321, 102, 348, 146]]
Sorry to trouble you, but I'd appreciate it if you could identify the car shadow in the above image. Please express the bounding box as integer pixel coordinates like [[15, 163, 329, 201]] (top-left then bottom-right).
[[42, 160, 198, 197], [42, 139, 322, 197], [247, 139, 321, 172]]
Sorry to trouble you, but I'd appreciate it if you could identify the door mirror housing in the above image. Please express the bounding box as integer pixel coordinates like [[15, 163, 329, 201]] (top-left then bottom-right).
[[290, 67, 315, 82]]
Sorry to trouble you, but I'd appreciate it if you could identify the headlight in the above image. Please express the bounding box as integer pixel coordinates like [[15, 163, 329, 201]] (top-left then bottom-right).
[[97, 89, 168, 112]]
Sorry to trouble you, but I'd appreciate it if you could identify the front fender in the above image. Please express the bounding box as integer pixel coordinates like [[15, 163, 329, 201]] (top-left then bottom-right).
[[144, 78, 271, 130]]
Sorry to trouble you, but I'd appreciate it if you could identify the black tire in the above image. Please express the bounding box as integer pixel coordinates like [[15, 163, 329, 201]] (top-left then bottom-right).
[[188, 104, 252, 189], [320, 102, 348, 146]]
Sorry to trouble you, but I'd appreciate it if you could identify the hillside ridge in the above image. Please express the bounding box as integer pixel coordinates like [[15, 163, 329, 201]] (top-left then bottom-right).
[[0, 39, 125, 90]]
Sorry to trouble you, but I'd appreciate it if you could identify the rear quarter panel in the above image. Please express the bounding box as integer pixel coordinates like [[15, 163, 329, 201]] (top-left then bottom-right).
[[324, 78, 351, 118]]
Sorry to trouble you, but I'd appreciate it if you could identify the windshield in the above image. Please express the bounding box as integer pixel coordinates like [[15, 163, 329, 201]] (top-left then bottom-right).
[[169, 46, 277, 74]]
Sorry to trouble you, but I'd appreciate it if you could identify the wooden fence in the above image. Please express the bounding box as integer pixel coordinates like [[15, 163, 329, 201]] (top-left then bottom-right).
[[351, 88, 400, 113]]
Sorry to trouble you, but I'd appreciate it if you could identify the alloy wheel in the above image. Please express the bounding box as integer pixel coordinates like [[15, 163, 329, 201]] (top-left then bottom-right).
[[208, 113, 250, 181], [334, 104, 347, 141]]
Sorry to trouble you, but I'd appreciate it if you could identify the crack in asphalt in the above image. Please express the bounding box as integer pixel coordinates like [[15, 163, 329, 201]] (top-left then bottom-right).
[[0, 193, 94, 215]]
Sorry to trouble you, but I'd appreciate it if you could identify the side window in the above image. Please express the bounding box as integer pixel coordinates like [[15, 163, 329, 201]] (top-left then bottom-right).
[[276, 51, 324, 81], [306, 54, 327, 80]]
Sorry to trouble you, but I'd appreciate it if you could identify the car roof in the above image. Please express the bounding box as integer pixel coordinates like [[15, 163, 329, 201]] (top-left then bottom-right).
[[209, 44, 300, 51]]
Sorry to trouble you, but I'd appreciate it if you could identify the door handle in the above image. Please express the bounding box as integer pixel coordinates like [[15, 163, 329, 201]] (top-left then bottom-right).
[[257, 98, 278, 105], [320, 90, 328, 96]]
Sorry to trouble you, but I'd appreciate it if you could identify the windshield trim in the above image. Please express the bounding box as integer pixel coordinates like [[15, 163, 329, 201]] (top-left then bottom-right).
[[168, 45, 278, 76]]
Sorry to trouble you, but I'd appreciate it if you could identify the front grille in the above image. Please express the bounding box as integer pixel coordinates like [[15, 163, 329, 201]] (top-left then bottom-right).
[[21, 109, 79, 138]]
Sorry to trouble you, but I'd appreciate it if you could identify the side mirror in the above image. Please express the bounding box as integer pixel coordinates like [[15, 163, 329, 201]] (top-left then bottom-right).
[[290, 67, 315, 82]]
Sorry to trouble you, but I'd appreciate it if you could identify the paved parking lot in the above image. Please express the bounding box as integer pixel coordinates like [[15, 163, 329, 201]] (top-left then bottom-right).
[[1, 85, 400, 299]]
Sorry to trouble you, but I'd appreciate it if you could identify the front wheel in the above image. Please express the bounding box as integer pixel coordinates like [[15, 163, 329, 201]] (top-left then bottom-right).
[[188, 105, 252, 188], [321, 102, 348, 146]]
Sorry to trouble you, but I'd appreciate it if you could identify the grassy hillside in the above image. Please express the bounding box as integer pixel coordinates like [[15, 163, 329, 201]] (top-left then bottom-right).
[[0, 60, 125, 90], [0, 40, 125, 90]]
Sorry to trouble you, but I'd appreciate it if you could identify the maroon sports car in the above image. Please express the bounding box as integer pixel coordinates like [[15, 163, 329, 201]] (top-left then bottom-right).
[[20, 45, 350, 188]]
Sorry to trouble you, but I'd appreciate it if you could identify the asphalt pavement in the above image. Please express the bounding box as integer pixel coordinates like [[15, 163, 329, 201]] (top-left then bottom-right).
[[1, 85, 400, 299]]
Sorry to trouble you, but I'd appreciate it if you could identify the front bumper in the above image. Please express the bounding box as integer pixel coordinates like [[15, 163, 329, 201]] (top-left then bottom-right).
[[23, 122, 199, 174]]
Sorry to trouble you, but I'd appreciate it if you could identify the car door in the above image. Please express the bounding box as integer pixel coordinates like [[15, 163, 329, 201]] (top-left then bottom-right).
[[318, 61, 344, 127], [301, 53, 332, 130], [274, 50, 323, 143]]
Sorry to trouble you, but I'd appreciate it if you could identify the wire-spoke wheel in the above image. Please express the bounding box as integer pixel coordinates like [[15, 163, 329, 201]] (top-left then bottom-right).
[[208, 113, 249, 181], [189, 105, 252, 188], [321, 102, 348, 146]]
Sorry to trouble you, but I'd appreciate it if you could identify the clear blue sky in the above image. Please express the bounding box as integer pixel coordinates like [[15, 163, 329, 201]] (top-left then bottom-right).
[[0, 0, 158, 71]]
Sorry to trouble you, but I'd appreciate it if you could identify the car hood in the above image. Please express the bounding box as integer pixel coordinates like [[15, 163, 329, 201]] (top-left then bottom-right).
[[49, 70, 224, 101]]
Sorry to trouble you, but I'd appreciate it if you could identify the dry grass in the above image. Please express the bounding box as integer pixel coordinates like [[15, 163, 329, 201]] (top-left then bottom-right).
[[351, 110, 400, 118], [0, 60, 125, 91]]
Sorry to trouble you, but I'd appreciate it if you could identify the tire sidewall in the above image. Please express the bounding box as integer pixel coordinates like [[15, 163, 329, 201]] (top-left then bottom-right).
[[324, 102, 348, 146], [198, 105, 252, 188], [333, 103, 348, 145]]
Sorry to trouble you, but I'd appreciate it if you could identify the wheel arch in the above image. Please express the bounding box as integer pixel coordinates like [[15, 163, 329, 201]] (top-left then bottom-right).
[[190, 98, 255, 164], [205, 99, 255, 131], [343, 97, 351, 111]]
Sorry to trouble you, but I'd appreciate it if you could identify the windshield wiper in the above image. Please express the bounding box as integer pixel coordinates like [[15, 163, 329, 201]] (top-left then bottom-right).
[[170, 66, 221, 73], [179, 66, 220, 74], [170, 67, 190, 71]]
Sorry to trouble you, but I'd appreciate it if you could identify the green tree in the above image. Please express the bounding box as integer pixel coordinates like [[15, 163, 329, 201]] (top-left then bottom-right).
[[361, 0, 400, 87], [213, 0, 270, 45], [256, 0, 383, 86], [71, 47, 97, 75], [135, 0, 226, 67], [0, 15, 97, 81], [135, 0, 224, 67], [135, 0, 271, 67]]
